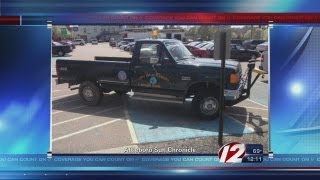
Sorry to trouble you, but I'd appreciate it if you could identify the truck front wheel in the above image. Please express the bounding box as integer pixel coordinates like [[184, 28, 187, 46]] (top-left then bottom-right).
[[192, 90, 220, 119], [79, 81, 103, 106]]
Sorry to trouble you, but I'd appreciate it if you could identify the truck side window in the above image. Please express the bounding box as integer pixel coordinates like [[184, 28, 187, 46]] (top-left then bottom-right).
[[139, 43, 160, 64]]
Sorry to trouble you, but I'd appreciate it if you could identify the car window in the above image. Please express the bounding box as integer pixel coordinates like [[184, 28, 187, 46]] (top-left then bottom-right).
[[164, 41, 193, 61], [139, 43, 160, 64]]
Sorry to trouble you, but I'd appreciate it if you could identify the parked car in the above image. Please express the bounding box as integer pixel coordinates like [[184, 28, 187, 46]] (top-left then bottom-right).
[[188, 41, 202, 47], [129, 42, 136, 52], [119, 44, 128, 50], [195, 42, 210, 48], [72, 39, 86, 46], [56, 39, 258, 119], [201, 42, 214, 51], [123, 38, 135, 43], [185, 44, 209, 58], [231, 39, 243, 45], [91, 38, 98, 45], [117, 41, 129, 47], [256, 41, 268, 52], [109, 40, 117, 47], [60, 40, 76, 49], [52, 41, 72, 56], [209, 44, 260, 61], [125, 42, 135, 51], [242, 39, 266, 50], [230, 44, 260, 61]]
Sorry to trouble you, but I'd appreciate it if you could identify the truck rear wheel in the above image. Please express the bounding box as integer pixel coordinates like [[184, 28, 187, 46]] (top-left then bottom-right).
[[192, 90, 220, 119], [79, 81, 103, 106]]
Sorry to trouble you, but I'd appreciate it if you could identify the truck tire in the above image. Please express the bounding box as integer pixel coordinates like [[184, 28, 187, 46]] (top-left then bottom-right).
[[79, 81, 103, 106], [115, 90, 128, 96], [192, 89, 220, 119]]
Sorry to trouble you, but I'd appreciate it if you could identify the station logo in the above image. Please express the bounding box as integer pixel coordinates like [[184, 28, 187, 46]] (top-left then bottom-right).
[[218, 142, 245, 164]]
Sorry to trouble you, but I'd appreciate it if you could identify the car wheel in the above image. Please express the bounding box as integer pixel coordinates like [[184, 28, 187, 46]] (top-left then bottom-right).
[[58, 50, 65, 57], [192, 89, 220, 119], [80, 43, 84, 46], [79, 81, 103, 106], [115, 90, 128, 96]]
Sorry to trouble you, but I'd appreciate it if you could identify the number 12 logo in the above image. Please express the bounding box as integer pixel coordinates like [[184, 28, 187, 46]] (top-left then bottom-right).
[[218, 142, 246, 164]]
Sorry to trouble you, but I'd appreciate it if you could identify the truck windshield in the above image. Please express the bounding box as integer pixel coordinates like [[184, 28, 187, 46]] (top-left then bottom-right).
[[164, 41, 194, 61]]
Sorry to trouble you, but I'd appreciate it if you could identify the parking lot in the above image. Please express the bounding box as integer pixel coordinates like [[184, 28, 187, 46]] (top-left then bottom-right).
[[51, 42, 269, 154]]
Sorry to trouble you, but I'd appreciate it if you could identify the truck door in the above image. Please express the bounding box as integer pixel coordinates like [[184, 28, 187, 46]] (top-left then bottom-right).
[[131, 42, 176, 93]]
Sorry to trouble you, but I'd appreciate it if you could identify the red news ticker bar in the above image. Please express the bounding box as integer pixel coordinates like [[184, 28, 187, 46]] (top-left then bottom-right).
[[0, 16, 20, 25], [110, 13, 320, 23]]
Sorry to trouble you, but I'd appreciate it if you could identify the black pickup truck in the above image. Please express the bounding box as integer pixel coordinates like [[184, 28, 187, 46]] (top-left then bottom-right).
[[56, 39, 257, 119]]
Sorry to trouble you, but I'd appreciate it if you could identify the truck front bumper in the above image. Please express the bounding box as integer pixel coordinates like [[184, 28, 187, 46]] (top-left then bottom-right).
[[224, 84, 244, 101]]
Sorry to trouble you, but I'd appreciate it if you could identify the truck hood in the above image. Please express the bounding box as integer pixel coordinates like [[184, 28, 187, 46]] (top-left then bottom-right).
[[177, 58, 240, 70]]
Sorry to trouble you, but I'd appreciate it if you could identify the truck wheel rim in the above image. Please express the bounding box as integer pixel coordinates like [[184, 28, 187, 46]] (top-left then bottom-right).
[[58, 51, 63, 56], [83, 87, 95, 101], [200, 97, 219, 116]]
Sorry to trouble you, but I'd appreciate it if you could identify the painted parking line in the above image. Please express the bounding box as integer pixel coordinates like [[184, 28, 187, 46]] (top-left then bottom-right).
[[52, 118, 121, 142], [123, 100, 138, 144], [52, 106, 122, 126], [52, 105, 87, 115], [247, 99, 268, 108]]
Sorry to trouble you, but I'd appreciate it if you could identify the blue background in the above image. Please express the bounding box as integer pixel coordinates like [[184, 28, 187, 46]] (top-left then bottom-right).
[[270, 25, 320, 153], [0, 26, 51, 154]]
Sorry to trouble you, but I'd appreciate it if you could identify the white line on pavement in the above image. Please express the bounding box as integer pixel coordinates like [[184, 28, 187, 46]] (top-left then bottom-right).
[[52, 105, 88, 115], [52, 118, 121, 142], [247, 99, 268, 108], [52, 106, 122, 126], [52, 93, 78, 100], [123, 99, 138, 144], [226, 112, 268, 120]]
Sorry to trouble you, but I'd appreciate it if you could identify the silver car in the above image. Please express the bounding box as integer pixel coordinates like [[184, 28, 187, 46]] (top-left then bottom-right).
[[72, 39, 86, 46]]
